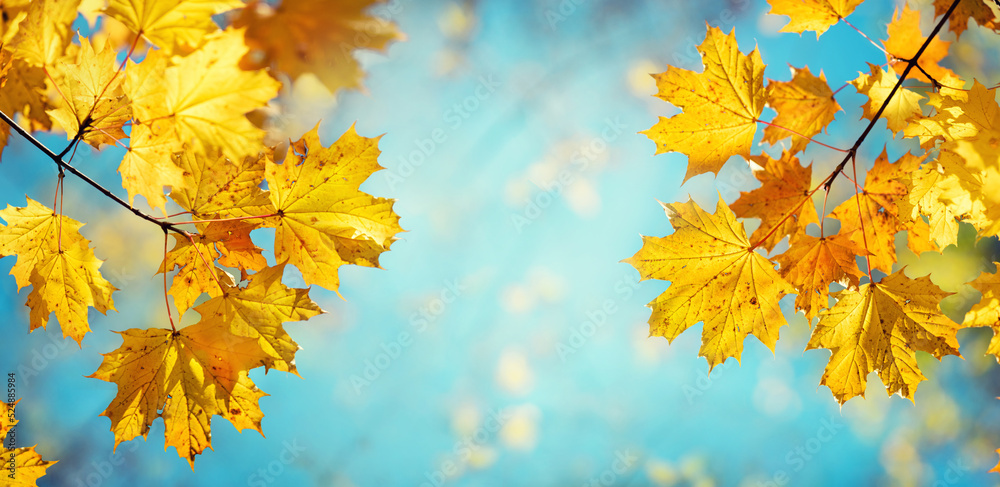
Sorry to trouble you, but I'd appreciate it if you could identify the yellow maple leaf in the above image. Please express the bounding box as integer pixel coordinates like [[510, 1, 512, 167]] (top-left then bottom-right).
[[851, 63, 924, 134], [105, 0, 243, 54], [89, 319, 269, 467], [900, 156, 987, 247], [830, 149, 924, 272], [47, 37, 131, 148], [117, 120, 184, 211], [1, 398, 17, 439], [807, 269, 961, 404], [0, 57, 51, 154], [0, 446, 57, 486], [883, 5, 956, 83], [158, 233, 234, 317], [124, 28, 280, 164], [963, 269, 1000, 362], [774, 233, 868, 321], [766, 0, 865, 37], [235, 0, 403, 94], [731, 151, 819, 252], [0, 197, 117, 344], [934, 0, 999, 37], [169, 149, 275, 222], [763, 66, 841, 153], [202, 220, 267, 275], [641, 26, 766, 181], [266, 124, 403, 292], [9, 0, 79, 67], [194, 264, 323, 375], [624, 198, 795, 370]]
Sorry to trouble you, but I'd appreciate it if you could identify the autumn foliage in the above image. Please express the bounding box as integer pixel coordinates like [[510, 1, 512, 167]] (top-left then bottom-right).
[[0, 0, 403, 480], [628, 0, 1000, 472]]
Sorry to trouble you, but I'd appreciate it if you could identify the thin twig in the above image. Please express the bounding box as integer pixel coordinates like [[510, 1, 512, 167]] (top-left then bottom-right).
[[823, 0, 962, 192]]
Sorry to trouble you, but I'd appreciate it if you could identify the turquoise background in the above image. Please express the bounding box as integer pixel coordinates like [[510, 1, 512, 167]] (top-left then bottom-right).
[[3, 1, 1000, 486]]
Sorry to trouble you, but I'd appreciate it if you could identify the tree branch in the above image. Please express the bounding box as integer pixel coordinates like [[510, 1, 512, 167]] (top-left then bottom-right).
[[0, 109, 186, 235], [823, 0, 962, 191]]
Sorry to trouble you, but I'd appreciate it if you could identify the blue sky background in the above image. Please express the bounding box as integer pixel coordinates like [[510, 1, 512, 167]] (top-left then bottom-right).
[[3, 0, 1000, 486]]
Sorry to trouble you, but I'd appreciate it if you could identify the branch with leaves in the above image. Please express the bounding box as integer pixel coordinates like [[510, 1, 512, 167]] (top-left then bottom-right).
[[0, 0, 405, 478], [628, 0, 1000, 472]]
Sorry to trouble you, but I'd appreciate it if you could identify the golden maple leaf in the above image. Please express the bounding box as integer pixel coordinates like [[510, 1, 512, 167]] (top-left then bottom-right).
[[265, 124, 403, 292], [202, 220, 268, 275], [0, 399, 17, 439], [807, 269, 961, 404], [47, 37, 131, 148], [883, 5, 957, 83], [0, 197, 117, 344], [117, 119, 184, 211], [89, 319, 270, 467], [766, 0, 865, 37], [899, 155, 989, 247], [125, 28, 280, 171], [830, 149, 925, 272], [8, 0, 79, 67], [193, 264, 324, 375], [105, 0, 243, 54], [934, 0, 1000, 37], [731, 150, 819, 252], [962, 269, 1000, 362], [851, 63, 924, 134], [0, 57, 51, 154], [624, 198, 795, 370], [158, 233, 234, 317], [641, 26, 766, 181], [235, 0, 403, 94], [169, 149, 274, 222], [763, 66, 841, 154], [774, 233, 869, 322], [0, 446, 57, 486]]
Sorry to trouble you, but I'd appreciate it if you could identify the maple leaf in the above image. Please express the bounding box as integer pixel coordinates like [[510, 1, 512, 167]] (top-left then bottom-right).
[[774, 233, 868, 321], [883, 5, 957, 83], [105, 0, 243, 53], [624, 198, 795, 370], [8, 0, 79, 67], [202, 220, 267, 276], [1, 398, 17, 439], [194, 264, 323, 375], [731, 151, 819, 252], [0, 57, 51, 154], [125, 28, 280, 164], [89, 319, 270, 467], [158, 233, 234, 317], [47, 37, 131, 148], [235, 0, 403, 94], [807, 269, 961, 404], [830, 149, 924, 272], [118, 119, 184, 211], [265, 124, 403, 291], [763, 66, 841, 154], [934, 0, 1000, 37], [169, 149, 275, 222], [851, 63, 924, 134], [0, 446, 57, 486], [641, 26, 766, 181], [899, 156, 986, 247], [766, 0, 865, 37], [0, 197, 117, 344], [963, 269, 1000, 362]]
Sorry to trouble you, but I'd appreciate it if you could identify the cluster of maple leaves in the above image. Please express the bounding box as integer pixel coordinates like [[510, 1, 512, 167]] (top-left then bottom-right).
[[628, 0, 1000, 471], [0, 0, 404, 479]]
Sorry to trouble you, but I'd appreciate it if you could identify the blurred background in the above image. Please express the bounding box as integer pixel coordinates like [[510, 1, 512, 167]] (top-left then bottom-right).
[[3, 0, 1000, 485]]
